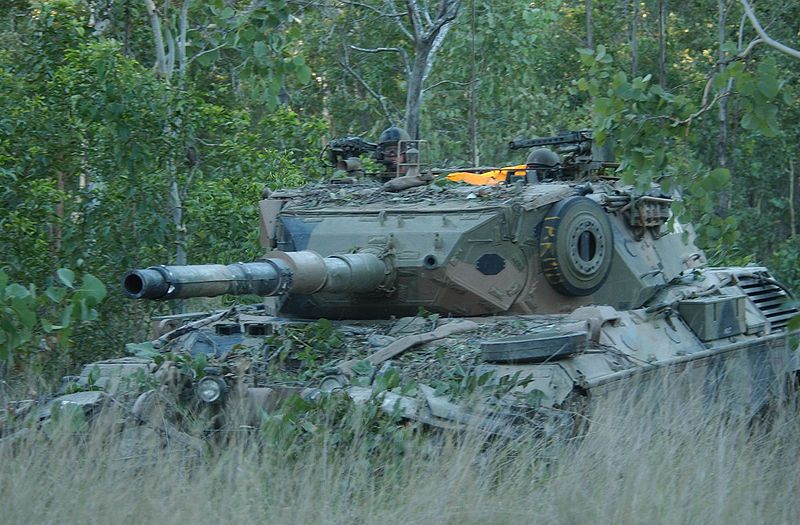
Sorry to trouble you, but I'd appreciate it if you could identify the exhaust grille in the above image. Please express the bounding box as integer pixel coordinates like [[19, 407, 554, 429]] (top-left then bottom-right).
[[738, 275, 798, 331]]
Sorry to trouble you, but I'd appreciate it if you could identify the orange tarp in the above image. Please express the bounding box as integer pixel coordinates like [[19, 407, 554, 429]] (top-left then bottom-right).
[[446, 165, 527, 186]]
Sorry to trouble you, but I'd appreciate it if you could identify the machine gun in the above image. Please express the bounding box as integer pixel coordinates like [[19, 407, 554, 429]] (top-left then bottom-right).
[[509, 129, 593, 154], [509, 130, 616, 179], [323, 136, 378, 176]]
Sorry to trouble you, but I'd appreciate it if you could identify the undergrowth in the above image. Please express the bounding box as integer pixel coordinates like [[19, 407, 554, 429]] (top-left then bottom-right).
[[1, 373, 798, 524]]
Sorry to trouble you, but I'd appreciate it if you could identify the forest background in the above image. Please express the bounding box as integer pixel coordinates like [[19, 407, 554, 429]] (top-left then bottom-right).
[[1, 0, 799, 383]]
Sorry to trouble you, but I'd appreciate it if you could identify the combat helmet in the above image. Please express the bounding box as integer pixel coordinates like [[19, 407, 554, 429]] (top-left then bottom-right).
[[526, 147, 560, 167], [378, 126, 411, 147], [525, 147, 561, 183]]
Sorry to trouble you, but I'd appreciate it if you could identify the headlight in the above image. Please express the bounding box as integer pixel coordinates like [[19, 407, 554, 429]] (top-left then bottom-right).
[[196, 376, 224, 403]]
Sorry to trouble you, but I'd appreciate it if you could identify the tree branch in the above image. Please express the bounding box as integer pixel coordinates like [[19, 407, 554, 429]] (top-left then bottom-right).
[[143, 0, 168, 79], [699, 36, 762, 107], [423, 79, 473, 92], [675, 91, 733, 127], [340, 47, 397, 125], [424, 0, 460, 43], [164, 23, 176, 79], [739, 0, 800, 59], [178, 0, 190, 83], [424, 17, 451, 76], [349, 45, 403, 54], [189, 43, 228, 65], [406, 0, 423, 39], [349, 45, 410, 75], [339, 0, 405, 18]]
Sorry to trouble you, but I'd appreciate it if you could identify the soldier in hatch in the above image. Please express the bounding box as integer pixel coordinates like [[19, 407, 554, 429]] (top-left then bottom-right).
[[373, 125, 434, 191], [325, 125, 428, 190], [374, 126, 412, 181]]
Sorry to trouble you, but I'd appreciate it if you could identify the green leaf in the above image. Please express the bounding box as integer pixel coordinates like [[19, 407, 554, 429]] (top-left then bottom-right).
[[741, 112, 756, 130], [788, 313, 800, 332], [11, 298, 36, 330], [60, 303, 74, 329], [239, 28, 256, 42], [41, 318, 56, 333], [708, 168, 731, 187], [79, 298, 90, 321], [196, 49, 219, 67], [79, 273, 107, 304], [595, 45, 606, 62], [712, 70, 730, 91], [57, 268, 75, 288], [45, 286, 68, 303], [5, 283, 30, 300], [296, 65, 311, 84], [253, 41, 268, 63], [758, 77, 779, 99]]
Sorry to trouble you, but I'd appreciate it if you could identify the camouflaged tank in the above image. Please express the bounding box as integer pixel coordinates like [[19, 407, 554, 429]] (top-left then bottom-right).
[[26, 131, 800, 440]]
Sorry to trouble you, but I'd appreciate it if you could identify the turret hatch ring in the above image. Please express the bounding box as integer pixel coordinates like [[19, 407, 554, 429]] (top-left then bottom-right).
[[539, 196, 613, 296]]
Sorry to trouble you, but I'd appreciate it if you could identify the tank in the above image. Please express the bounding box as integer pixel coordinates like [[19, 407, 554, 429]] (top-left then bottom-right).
[[6, 130, 798, 443]]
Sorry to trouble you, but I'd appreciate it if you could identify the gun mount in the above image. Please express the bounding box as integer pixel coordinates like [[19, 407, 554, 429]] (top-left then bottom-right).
[[321, 136, 378, 177], [509, 129, 594, 152], [509, 129, 617, 179]]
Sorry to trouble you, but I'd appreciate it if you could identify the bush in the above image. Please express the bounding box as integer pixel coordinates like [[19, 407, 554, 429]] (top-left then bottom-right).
[[0, 267, 106, 383]]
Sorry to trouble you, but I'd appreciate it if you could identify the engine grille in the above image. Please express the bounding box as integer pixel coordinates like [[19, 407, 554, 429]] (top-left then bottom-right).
[[738, 275, 798, 331]]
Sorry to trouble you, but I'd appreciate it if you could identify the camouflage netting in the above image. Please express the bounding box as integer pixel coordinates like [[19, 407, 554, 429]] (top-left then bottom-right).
[[271, 180, 576, 210], [159, 313, 565, 401]]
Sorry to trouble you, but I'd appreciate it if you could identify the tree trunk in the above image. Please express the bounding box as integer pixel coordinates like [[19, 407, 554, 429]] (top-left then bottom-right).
[[51, 171, 64, 260], [657, 0, 668, 88], [144, 0, 169, 80], [178, 0, 191, 83], [169, 173, 186, 268], [631, 0, 639, 77], [123, 0, 132, 56], [404, 51, 429, 140], [468, 0, 479, 166], [402, 0, 461, 140], [790, 159, 797, 237], [716, 0, 731, 217], [169, 166, 187, 314], [586, 0, 593, 49]]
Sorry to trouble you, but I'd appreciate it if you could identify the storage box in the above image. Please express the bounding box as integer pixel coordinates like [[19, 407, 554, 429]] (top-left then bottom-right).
[[677, 295, 746, 341]]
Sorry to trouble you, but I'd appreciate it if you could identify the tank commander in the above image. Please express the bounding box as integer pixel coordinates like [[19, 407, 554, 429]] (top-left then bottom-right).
[[374, 126, 434, 191], [324, 125, 430, 190], [373, 126, 411, 181], [324, 125, 412, 181]]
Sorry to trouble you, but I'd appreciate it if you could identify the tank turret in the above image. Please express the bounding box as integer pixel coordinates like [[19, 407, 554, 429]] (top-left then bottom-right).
[[119, 131, 773, 323], [123, 184, 702, 319]]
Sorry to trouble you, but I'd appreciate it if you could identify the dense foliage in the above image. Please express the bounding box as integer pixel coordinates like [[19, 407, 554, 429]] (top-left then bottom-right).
[[1, 0, 799, 381]]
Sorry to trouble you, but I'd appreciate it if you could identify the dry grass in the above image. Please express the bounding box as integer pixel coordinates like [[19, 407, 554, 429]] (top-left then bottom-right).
[[2, 373, 799, 525]]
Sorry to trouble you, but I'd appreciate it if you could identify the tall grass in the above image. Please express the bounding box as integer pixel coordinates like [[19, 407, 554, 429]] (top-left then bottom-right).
[[2, 374, 798, 525]]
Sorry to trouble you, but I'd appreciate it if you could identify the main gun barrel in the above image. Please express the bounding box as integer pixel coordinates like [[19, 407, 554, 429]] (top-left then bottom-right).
[[122, 251, 391, 300]]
